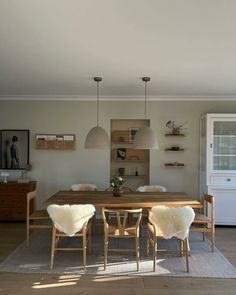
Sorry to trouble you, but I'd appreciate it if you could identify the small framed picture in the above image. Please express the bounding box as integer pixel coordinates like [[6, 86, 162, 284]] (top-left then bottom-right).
[[117, 148, 126, 160], [129, 127, 139, 142]]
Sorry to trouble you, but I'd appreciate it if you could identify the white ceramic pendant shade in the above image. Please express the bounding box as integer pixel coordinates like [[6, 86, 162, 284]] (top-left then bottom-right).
[[85, 126, 110, 149], [134, 77, 158, 149], [134, 126, 158, 149], [84, 77, 110, 149]]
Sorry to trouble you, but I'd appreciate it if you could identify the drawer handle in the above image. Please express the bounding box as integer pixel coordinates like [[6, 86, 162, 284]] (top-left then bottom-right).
[[226, 178, 231, 182]]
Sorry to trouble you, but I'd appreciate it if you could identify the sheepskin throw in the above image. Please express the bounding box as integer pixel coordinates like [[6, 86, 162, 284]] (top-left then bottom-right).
[[149, 206, 195, 240], [47, 204, 95, 236], [70, 184, 97, 191], [137, 185, 167, 192]]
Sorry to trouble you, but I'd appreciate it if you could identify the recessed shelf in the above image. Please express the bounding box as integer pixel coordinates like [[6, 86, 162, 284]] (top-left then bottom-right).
[[112, 141, 133, 144]]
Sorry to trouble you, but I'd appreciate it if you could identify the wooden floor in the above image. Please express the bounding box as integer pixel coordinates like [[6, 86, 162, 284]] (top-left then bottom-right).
[[0, 223, 236, 294]]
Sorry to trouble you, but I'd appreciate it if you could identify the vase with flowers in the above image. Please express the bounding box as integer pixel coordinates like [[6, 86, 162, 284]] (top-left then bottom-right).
[[110, 176, 125, 197]]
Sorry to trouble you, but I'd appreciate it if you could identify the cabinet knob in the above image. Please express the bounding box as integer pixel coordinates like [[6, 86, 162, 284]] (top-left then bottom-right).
[[226, 178, 231, 182]]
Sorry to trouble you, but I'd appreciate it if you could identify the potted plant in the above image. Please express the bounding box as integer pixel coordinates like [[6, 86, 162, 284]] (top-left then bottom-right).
[[110, 176, 125, 197]]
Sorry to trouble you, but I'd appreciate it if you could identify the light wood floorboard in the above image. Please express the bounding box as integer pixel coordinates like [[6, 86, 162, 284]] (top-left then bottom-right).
[[0, 223, 235, 295]]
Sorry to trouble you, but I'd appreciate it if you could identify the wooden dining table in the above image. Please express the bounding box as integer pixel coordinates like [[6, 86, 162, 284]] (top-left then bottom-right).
[[45, 191, 202, 208]]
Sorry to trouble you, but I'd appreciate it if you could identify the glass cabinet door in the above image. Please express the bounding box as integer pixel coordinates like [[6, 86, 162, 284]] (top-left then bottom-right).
[[213, 120, 236, 171]]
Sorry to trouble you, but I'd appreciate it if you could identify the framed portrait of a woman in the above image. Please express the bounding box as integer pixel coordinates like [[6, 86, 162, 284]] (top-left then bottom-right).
[[0, 130, 29, 170]]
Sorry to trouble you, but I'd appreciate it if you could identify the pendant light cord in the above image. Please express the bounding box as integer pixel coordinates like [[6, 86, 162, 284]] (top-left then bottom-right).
[[97, 81, 99, 127], [144, 81, 147, 120]]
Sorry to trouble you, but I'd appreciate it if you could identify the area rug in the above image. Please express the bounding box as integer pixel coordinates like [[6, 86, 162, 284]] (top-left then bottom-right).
[[1, 229, 236, 278]]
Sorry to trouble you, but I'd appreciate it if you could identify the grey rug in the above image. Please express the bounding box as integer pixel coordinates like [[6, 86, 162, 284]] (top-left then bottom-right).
[[1, 227, 236, 278]]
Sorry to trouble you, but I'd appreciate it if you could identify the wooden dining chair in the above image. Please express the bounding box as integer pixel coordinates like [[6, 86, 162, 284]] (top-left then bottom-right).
[[102, 208, 142, 271], [147, 206, 195, 272], [26, 190, 51, 247], [47, 204, 95, 270], [191, 194, 215, 252]]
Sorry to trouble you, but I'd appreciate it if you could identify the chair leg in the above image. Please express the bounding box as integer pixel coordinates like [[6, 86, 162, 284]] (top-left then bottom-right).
[[184, 238, 190, 272], [88, 226, 92, 254], [211, 225, 215, 252], [153, 237, 157, 272], [202, 231, 206, 241], [180, 240, 183, 257], [26, 218, 30, 248], [83, 231, 87, 271], [146, 228, 150, 256], [50, 227, 56, 269], [104, 234, 108, 271], [135, 237, 140, 271]]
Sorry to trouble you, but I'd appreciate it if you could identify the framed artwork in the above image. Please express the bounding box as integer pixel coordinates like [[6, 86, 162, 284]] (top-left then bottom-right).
[[129, 127, 139, 142], [117, 148, 126, 160], [0, 130, 30, 170]]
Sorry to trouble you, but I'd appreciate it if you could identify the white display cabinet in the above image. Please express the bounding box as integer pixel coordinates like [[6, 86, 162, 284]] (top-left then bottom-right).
[[200, 113, 236, 225]]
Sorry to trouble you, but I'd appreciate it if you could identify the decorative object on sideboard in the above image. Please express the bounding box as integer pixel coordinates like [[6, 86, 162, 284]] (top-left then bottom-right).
[[165, 120, 186, 135], [0, 129, 30, 170], [134, 77, 158, 149], [1, 171, 10, 183], [85, 77, 109, 149], [110, 176, 125, 197], [18, 164, 32, 183]]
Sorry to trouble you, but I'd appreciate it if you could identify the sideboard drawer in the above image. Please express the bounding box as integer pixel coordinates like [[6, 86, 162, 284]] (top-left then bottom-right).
[[0, 181, 36, 220], [0, 208, 13, 219], [210, 175, 236, 184]]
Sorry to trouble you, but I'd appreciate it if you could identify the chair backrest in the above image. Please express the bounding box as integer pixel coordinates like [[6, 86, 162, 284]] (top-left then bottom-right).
[[47, 204, 95, 236], [203, 194, 214, 222], [137, 185, 167, 192], [102, 208, 142, 235], [149, 205, 195, 240], [26, 190, 36, 219], [70, 184, 97, 191]]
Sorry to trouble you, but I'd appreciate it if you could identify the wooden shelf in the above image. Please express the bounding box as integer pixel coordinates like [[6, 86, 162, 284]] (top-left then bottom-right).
[[35, 134, 76, 150], [165, 163, 185, 167], [112, 148, 146, 161], [165, 148, 184, 151], [112, 141, 133, 144], [165, 134, 185, 137]]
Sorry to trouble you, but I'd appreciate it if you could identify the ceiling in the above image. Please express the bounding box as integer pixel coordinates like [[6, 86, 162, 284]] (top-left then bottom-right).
[[1, 0, 236, 99]]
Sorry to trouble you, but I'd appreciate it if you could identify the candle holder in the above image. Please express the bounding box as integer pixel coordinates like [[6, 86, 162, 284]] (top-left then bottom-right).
[[1, 172, 10, 183]]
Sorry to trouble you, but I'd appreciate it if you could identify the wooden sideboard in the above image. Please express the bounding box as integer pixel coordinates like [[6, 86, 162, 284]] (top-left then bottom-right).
[[0, 181, 36, 220]]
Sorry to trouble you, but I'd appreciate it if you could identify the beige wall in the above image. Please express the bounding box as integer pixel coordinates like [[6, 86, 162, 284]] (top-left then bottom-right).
[[0, 100, 236, 208]]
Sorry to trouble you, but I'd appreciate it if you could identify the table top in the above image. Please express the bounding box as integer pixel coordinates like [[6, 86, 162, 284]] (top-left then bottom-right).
[[45, 191, 202, 208]]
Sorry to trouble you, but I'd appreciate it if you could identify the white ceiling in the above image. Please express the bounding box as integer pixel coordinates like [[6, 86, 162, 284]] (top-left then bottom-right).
[[1, 0, 236, 99]]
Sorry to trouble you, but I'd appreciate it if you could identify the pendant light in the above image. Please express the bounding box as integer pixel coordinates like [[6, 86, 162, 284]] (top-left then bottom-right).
[[134, 77, 159, 149], [85, 77, 110, 149]]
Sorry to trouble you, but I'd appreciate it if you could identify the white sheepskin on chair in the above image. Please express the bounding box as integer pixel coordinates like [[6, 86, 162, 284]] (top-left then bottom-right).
[[137, 185, 167, 192], [70, 184, 97, 191], [149, 206, 195, 240], [47, 204, 95, 236]]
